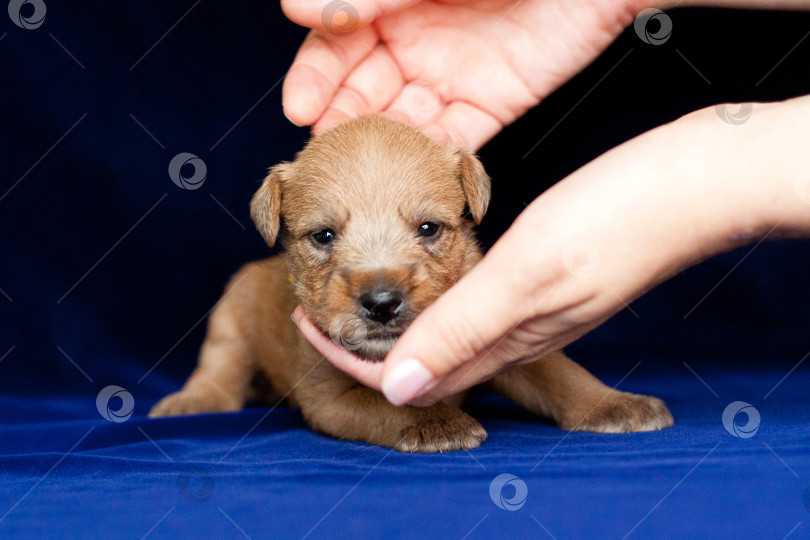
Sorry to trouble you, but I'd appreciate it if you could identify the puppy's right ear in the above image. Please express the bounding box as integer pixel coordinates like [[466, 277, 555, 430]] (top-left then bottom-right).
[[250, 164, 288, 247]]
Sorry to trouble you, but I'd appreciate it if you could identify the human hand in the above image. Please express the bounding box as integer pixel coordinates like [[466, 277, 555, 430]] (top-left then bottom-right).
[[281, 0, 643, 150], [293, 97, 810, 406]]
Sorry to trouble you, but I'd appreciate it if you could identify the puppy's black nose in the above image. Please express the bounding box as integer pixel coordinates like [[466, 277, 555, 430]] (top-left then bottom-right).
[[359, 289, 404, 324]]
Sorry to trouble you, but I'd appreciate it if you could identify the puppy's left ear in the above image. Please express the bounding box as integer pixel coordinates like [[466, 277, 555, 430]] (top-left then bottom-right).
[[250, 163, 288, 247], [452, 146, 491, 224]]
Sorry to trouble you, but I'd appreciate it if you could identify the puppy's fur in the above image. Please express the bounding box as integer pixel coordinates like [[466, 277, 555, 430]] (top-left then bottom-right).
[[149, 116, 673, 452]]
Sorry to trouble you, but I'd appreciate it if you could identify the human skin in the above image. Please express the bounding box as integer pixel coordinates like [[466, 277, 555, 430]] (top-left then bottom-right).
[[283, 0, 810, 406], [280, 0, 810, 150]]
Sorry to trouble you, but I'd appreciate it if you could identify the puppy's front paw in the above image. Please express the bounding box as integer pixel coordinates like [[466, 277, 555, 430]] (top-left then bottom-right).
[[396, 409, 487, 453], [563, 392, 674, 434], [148, 390, 240, 418]]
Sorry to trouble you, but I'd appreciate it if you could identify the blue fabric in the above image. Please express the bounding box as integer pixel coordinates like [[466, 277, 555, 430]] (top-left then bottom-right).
[[2, 4, 810, 539]]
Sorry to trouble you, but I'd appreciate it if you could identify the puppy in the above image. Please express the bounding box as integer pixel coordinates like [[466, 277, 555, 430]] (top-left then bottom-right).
[[149, 116, 673, 452]]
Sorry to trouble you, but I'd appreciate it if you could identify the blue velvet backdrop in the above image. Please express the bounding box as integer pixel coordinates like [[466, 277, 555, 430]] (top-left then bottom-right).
[[1, 3, 810, 538]]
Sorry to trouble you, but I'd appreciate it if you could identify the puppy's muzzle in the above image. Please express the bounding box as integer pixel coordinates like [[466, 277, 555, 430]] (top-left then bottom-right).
[[358, 287, 405, 325]]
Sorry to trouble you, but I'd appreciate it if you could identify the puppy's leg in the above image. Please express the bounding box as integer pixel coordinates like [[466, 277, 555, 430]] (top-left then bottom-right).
[[297, 377, 486, 452], [148, 343, 252, 417], [489, 351, 673, 433], [149, 294, 254, 418]]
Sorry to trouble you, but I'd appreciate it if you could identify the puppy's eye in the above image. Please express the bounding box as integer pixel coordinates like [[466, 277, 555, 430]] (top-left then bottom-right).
[[311, 229, 335, 245], [417, 222, 441, 238]]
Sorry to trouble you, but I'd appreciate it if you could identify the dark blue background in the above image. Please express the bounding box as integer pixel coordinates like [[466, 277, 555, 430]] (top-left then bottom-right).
[[1, 3, 809, 538]]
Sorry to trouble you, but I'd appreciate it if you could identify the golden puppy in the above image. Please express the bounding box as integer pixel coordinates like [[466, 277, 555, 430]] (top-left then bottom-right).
[[149, 116, 673, 452]]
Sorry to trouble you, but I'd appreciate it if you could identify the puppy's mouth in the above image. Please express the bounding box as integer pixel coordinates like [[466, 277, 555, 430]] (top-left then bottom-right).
[[326, 321, 407, 362], [364, 329, 403, 341], [353, 333, 402, 362]]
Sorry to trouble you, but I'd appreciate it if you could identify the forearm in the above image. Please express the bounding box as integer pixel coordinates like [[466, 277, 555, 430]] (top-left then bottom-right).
[[651, 0, 810, 10], [501, 96, 810, 321], [678, 98, 810, 249]]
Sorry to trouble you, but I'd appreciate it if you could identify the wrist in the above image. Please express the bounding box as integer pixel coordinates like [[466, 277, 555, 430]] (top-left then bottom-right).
[[680, 98, 810, 252], [721, 97, 810, 241], [505, 97, 810, 322]]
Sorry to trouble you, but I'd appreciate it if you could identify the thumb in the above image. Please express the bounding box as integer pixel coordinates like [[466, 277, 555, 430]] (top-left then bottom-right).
[[281, 0, 422, 33], [380, 240, 539, 406]]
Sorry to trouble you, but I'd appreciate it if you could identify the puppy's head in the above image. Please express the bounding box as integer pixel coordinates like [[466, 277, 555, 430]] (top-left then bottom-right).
[[251, 116, 490, 360]]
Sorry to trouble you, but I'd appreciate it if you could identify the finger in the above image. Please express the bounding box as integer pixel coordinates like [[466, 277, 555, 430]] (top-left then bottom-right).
[[282, 28, 378, 126], [428, 101, 505, 151], [384, 80, 445, 127], [312, 44, 405, 134], [292, 306, 385, 390], [281, 0, 423, 33], [407, 356, 506, 407], [386, 93, 503, 149], [380, 237, 542, 405]]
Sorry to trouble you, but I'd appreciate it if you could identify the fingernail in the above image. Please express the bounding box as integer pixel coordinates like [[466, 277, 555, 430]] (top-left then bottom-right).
[[283, 107, 303, 127], [381, 359, 434, 406]]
